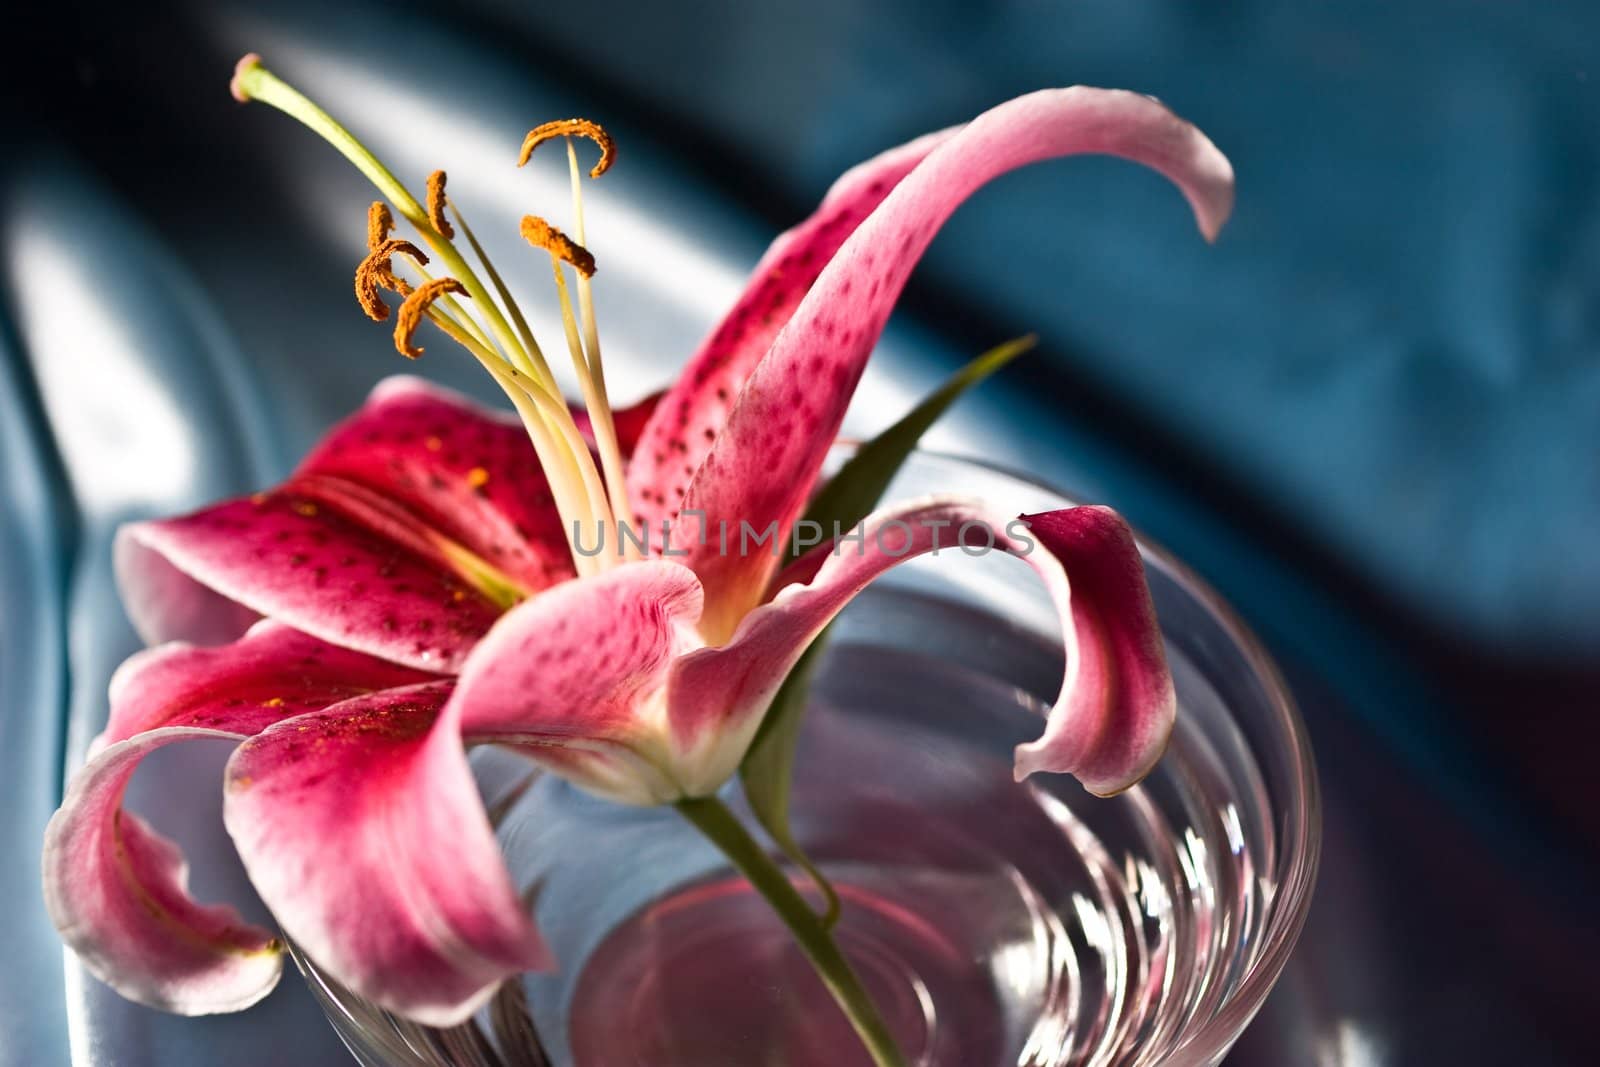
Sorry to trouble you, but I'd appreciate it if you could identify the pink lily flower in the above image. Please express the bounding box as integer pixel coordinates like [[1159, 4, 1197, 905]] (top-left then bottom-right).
[[43, 62, 1232, 1030]]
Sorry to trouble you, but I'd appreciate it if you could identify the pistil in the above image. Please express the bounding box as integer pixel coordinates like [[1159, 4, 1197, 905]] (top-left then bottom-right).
[[231, 57, 527, 375]]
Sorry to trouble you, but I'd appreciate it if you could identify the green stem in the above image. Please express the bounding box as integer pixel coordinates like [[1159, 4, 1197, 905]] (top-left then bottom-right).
[[675, 796, 908, 1067]]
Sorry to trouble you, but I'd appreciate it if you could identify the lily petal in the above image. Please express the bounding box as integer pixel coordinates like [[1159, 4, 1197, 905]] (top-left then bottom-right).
[[42, 728, 283, 1015], [116, 377, 581, 667], [101, 619, 436, 747], [670, 499, 1173, 797], [223, 681, 549, 1027], [299, 376, 575, 593], [104, 548, 263, 650], [44, 621, 440, 1014], [116, 490, 507, 672], [447, 560, 705, 805], [1011, 507, 1175, 794], [676, 88, 1234, 635], [627, 127, 958, 529]]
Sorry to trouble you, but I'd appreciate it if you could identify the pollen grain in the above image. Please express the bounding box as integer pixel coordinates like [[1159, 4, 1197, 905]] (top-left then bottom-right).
[[367, 201, 395, 250], [520, 215, 596, 277], [355, 238, 429, 320], [518, 119, 615, 178], [425, 170, 455, 239], [395, 277, 469, 358]]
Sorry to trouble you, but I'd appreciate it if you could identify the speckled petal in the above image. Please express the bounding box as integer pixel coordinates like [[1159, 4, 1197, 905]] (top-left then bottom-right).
[[299, 376, 574, 593], [42, 728, 284, 1016], [116, 488, 506, 673], [447, 561, 705, 804], [39, 726, 284, 1017], [626, 128, 956, 530], [1011, 507, 1176, 794], [115, 377, 590, 669], [674, 88, 1234, 635], [44, 622, 441, 1015], [223, 682, 549, 1027], [101, 619, 436, 748]]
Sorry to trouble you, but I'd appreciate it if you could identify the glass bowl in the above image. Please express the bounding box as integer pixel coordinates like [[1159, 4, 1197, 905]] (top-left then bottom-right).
[[293, 450, 1320, 1066]]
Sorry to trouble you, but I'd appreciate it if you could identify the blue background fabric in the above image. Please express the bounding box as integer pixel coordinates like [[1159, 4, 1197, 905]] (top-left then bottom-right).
[[2, 1, 1595, 1063]]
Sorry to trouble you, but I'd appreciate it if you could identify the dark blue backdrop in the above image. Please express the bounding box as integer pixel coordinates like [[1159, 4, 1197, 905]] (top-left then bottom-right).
[[2, 2, 1594, 1063]]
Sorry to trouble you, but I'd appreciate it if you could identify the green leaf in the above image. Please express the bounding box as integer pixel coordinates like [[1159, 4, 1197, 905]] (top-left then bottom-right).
[[739, 334, 1036, 929]]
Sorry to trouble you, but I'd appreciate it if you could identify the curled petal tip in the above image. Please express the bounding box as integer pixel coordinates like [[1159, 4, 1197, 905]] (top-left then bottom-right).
[[1012, 730, 1172, 797], [1070, 86, 1234, 243], [670, 500, 1174, 799], [1015, 505, 1177, 796], [230, 53, 262, 104], [42, 729, 286, 1016], [1191, 140, 1234, 244], [666, 86, 1238, 615]]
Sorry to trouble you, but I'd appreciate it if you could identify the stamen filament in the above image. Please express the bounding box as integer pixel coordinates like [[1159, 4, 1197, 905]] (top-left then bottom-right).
[[447, 200, 556, 389], [408, 254, 616, 553], [546, 256, 632, 557], [403, 259, 501, 357], [423, 310, 607, 576], [395, 211, 615, 554], [564, 137, 632, 541], [447, 199, 622, 551]]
